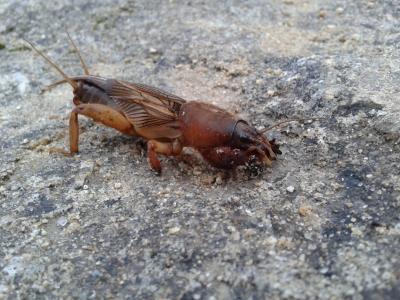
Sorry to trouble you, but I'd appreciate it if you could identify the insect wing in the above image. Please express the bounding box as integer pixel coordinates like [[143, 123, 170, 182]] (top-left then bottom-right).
[[103, 80, 185, 140], [110, 80, 184, 127]]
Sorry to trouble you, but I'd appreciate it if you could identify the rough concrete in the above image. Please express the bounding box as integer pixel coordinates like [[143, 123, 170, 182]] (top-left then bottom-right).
[[1, 0, 399, 299]]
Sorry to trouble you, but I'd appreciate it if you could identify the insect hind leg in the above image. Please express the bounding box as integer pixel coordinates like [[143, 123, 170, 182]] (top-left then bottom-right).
[[48, 110, 79, 156], [49, 103, 138, 157]]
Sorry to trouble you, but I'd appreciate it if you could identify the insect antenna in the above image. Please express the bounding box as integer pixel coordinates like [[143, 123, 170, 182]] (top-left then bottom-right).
[[23, 38, 78, 90], [66, 31, 90, 75], [260, 117, 325, 133]]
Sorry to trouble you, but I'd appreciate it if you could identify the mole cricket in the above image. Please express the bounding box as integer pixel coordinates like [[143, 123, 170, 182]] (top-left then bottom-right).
[[26, 34, 319, 174]]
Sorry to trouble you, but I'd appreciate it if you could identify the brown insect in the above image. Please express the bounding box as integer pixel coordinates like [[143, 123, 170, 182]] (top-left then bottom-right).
[[26, 35, 285, 174]]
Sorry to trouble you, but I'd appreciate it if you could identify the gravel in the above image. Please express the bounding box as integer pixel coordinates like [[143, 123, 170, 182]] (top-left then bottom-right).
[[1, 0, 399, 299]]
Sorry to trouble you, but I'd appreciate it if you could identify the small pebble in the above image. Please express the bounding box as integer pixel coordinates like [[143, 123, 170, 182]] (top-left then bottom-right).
[[351, 227, 363, 236], [286, 186, 295, 193], [266, 90, 276, 97], [345, 202, 353, 208], [215, 175, 223, 185], [336, 7, 344, 14], [376, 226, 387, 234], [318, 10, 327, 18], [57, 216, 68, 227], [149, 47, 159, 54], [168, 227, 180, 235], [40, 240, 50, 248], [114, 182, 122, 189], [67, 222, 81, 234], [320, 267, 329, 274], [299, 206, 312, 217], [254, 181, 263, 187]]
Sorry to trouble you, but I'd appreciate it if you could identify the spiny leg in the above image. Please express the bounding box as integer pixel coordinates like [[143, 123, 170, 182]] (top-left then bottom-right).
[[69, 110, 79, 154], [147, 140, 182, 174], [48, 110, 79, 156]]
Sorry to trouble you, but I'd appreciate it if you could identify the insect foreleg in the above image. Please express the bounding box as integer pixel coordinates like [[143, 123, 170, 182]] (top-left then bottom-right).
[[199, 147, 246, 169]]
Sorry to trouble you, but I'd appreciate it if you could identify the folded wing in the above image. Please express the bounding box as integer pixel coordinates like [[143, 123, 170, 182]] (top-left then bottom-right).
[[111, 79, 187, 140], [109, 79, 185, 129], [65, 75, 186, 139]]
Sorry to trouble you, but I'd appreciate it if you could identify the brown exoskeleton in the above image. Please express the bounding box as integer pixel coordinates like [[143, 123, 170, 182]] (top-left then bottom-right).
[[26, 35, 282, 174]]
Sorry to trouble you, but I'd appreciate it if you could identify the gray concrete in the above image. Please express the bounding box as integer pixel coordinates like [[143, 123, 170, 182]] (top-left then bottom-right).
[[1, 0, 399, 299]]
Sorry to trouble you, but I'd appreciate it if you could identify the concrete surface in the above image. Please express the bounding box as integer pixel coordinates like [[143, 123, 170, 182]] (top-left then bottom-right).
[[0, 0, 399, 299]]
